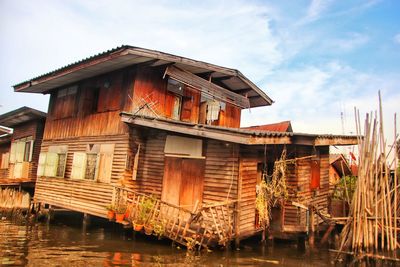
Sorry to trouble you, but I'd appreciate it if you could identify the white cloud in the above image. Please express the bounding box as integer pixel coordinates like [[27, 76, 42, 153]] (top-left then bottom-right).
[[330, 33, 369, 52]]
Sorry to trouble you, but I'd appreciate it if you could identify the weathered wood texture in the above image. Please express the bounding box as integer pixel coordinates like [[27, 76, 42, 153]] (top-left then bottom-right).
[[203, 141, 239, 203], [238, 146, 258, 236], [35, 134, 131, 217], [3, 119, 45, 182], [134, 130, 240, 205], [283, 146, 330, 228], [35, 177, 113, 217], [0, 143, 10, 179], [44, 69, 134, 140]]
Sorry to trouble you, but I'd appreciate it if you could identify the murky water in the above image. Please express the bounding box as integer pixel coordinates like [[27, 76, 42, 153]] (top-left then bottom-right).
[[0, 212, 395, 266]]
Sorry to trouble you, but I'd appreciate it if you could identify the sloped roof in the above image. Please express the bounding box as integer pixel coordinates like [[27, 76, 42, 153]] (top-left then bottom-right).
[[242, 121, 293, 132], [13, 45, 273, 108], [0, 106, 46, 127], [120, 112, 359, 146], [330, 154, 352, 177]]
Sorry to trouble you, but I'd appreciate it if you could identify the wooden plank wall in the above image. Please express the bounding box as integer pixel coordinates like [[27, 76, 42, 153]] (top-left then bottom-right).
[[283, 146, 330, 227], [238, 146, 258, 236], [135, 129, 166, 197], [203, 140, 239, 203], [44, 68, 134, 140], [35, 134, 130, 217], [134, 130, 240, 205]]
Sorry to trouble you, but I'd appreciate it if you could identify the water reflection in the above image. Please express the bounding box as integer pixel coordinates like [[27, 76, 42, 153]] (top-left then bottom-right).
[[0, 213, 397, 266]]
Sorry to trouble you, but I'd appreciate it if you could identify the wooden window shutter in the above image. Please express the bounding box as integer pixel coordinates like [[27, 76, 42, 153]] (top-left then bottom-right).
[[97, 144, 114, 183], [28, 140, 34, 162], [37, 152, 47, 177], [1, 153, 10, 169], [310, 160, 320, 190], [14, 162, 23, 178], [16, 142, 25, 163], [22, 162, 30, 178], [132, 144, 140, 181], [9, 142, 16, 163], [45, 152, 59, 177], [71, 152, 87, 179]]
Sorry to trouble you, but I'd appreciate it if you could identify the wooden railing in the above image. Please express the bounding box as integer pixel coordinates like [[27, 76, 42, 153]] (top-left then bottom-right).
[[112, 186, 237, 249]]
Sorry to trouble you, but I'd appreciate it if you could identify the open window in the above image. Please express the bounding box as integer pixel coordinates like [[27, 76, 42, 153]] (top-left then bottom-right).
[[37, 145, 68, 178], [199, 92, 226, 125], [70, 143, 114, 182]]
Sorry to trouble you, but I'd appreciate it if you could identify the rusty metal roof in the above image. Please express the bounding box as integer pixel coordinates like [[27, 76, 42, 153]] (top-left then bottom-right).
[[0, 106, 46, 127], [242, 121, 293, 132], [13, 45, 273, 108]]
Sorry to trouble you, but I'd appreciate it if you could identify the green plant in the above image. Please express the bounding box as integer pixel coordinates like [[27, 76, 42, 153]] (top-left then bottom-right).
[[136, 196, 156, 224], [115, 204, 127, 214], [332, 175, 357, 202], [105, 204, 115, 211]]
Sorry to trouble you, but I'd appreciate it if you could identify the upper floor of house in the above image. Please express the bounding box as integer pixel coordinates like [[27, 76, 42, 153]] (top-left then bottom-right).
[[0, 106, 46, 180], [13, 46, 273, 140]]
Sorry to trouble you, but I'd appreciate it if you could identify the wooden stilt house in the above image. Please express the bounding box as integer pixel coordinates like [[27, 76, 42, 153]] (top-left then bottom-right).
[[0, 107, 46, 190], [13, 46, 357, 247]]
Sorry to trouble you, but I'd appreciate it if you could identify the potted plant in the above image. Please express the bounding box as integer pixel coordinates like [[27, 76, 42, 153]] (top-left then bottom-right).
[[133, 196, 156, 231], [115, 204, 127, 223], [106, 204, 115, 221], [144, 219, 154, 235]]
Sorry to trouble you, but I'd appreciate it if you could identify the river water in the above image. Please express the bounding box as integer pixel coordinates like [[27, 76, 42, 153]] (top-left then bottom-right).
[[0, 212, 394, 266]]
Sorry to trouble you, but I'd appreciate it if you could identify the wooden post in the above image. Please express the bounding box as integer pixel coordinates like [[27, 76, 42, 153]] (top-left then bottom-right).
[[308, 205, 315, 248], [47, 205, 53, 224], [83, 213, 91, 229]]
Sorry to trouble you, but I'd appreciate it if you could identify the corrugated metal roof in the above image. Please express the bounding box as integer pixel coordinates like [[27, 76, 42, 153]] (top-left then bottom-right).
[[120, 112, 359, 146], [242, 121, 293, 132], [0, 106, 46, 127], [13, 45, 273, 108]]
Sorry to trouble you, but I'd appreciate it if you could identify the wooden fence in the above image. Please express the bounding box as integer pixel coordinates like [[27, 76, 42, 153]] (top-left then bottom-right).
[[112, 186, 237, 249]]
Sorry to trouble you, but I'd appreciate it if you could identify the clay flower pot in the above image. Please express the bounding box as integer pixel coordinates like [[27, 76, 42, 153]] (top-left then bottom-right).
[[107, 210, 115, 221], [115, 213, 125, 223], [133, 223, 144, 232]]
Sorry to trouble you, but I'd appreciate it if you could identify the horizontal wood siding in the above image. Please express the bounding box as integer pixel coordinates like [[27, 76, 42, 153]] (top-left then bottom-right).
[[284, 146, 330, 228], [35, 134, 130, 217], [136, 130, 166, 197], [203, 141, 239, 203], [35, 177, 114, 217]]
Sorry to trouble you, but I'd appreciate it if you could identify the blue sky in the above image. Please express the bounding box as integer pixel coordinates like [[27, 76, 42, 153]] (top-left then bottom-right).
[[0, 0, 399, 138]]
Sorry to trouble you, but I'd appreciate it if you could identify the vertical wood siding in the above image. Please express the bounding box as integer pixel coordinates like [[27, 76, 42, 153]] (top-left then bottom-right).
[[238, 146, 258, 236]]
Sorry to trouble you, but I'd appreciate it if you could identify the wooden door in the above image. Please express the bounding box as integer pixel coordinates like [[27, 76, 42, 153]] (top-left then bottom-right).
[[162, 157, 205, 211], [161, 157, 182, 206]]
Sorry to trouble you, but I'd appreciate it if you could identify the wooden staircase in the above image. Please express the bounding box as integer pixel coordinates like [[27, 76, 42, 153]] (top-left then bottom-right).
[[112, 186, 237, 249]]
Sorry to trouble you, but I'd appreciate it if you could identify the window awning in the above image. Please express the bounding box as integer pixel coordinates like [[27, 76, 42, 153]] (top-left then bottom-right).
[[164, 65, 250, 108]]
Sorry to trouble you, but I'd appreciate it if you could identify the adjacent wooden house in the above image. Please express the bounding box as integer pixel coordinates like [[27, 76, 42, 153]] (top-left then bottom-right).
[[13, 46, 357, 246], [0, 107, 46, 190]]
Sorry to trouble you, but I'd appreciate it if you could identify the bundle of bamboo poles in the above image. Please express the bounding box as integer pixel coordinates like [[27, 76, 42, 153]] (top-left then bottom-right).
[[339, 92, 399, 253]]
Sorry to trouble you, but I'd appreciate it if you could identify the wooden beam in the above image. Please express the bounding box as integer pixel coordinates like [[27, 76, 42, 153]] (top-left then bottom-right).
[[234, 88, 253, 95], [121, 115, 292, 145], [315, 137, 359, 146]]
